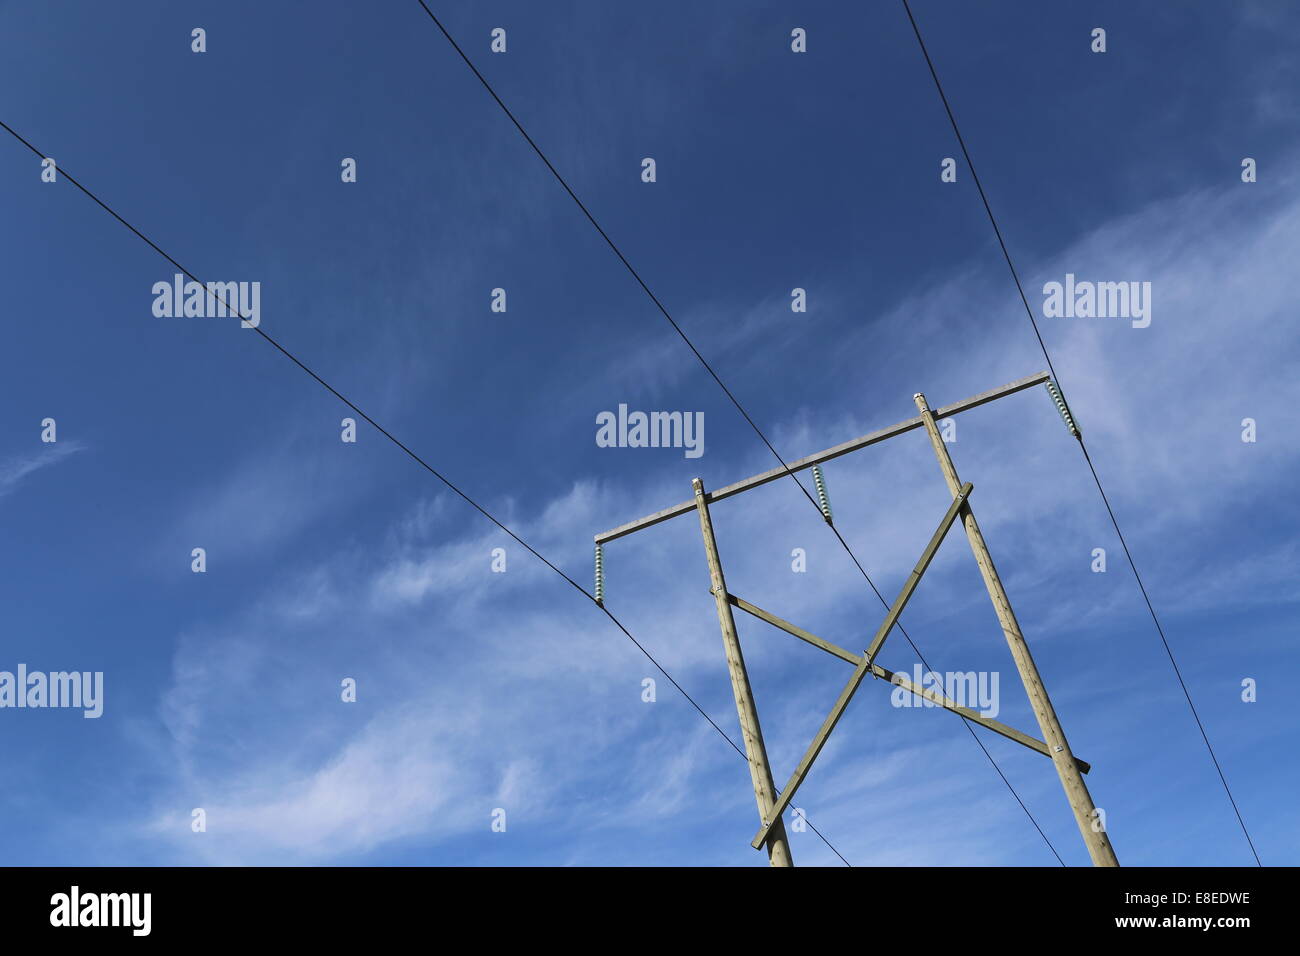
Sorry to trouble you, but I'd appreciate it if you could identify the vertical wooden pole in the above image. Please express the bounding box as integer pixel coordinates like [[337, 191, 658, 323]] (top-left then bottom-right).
[[692, 478, 794, 867], [912, 394, 1119, 867]]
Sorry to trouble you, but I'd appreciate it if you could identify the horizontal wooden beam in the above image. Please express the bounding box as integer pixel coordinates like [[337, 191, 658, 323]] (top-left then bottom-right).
[[594, 371, 1049, 543]]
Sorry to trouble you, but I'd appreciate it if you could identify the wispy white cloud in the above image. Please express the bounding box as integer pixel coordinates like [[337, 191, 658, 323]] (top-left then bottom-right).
[[132, 165, 1300, 866], [0, 441, 85, 498]]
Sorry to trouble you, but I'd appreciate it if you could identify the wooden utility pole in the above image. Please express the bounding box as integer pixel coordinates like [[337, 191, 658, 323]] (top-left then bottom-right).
[[693, 478, 793, 867], [913, 392, 1119, 867], [594, 373, 1119, 866]]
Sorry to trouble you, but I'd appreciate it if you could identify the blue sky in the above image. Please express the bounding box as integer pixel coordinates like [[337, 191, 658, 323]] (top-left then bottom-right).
[[0, 0, 1295, 866]]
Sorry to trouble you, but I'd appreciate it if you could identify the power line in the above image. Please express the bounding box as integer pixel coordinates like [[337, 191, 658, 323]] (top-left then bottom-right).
[[899, 0, 1262, 866], [0, 117, 851, 867], [413, 1, 1065, 864]]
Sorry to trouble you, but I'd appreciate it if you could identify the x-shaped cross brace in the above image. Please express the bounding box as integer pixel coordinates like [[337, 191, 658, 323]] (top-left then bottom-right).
[[749, 481, 975, 850]]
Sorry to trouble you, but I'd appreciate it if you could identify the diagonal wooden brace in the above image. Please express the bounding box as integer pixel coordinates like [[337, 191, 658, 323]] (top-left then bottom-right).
[[727, 594, 1090, 773], [749, 482, 972, 850]]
